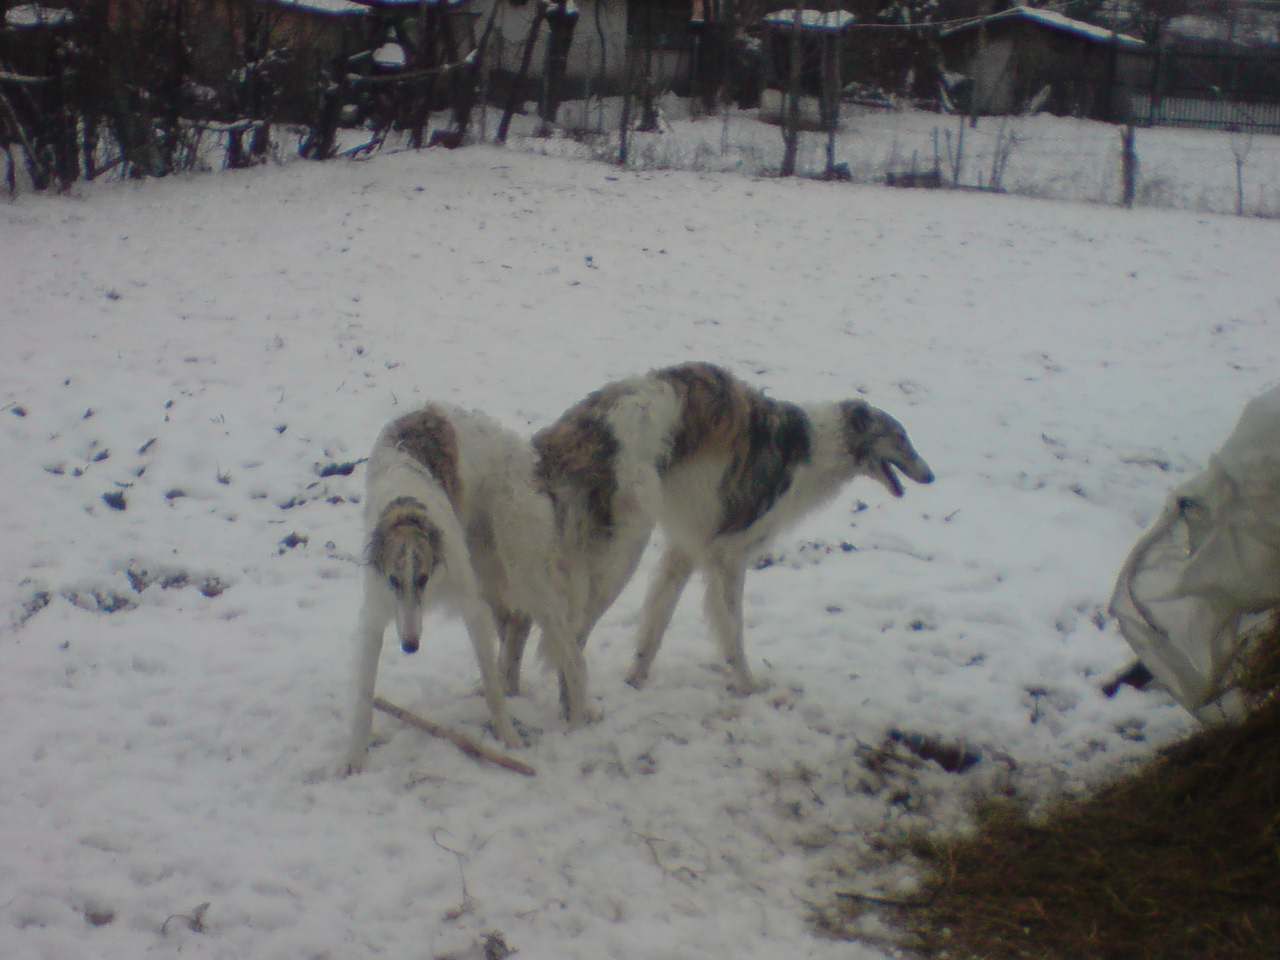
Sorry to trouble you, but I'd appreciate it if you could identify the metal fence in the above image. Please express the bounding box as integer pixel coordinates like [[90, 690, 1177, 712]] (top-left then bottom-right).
[[1118, 48, 1280, 134]]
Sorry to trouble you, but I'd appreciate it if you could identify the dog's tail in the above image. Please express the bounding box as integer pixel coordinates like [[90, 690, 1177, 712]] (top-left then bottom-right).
[[604, 380, 682, 521]]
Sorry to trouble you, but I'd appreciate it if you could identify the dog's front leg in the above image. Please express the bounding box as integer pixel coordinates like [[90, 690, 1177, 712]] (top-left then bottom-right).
[[549, 616, 595, 728], [704, 553, 759, 694], [497, 611, 533, 697], [462, 604, 523, 749], [626, 546, 695, 688], [344, 597, 389, 775]]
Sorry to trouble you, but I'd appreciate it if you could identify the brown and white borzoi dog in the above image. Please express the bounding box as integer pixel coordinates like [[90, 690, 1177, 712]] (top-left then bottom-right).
[[508, 362, 935, 694], [344, 404, 592, 773]]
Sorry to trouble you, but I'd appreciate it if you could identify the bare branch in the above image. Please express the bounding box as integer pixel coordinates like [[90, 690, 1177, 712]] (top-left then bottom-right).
[[373, 696, 535, 777], [0, 72, 52, 86]]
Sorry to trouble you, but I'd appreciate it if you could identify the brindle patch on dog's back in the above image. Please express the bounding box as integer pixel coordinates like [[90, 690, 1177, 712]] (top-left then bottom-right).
[[384, 406, 463, 511], [656, 363, 812, 535], [655, 363, 752, 470], [533, 383, 628, 537]]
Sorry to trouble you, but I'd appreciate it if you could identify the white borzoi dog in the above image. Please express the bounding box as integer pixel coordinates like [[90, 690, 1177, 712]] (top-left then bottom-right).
[[496, 378, 672, 698], [507, 362, 935, 694], [344, 404, 591, 773]]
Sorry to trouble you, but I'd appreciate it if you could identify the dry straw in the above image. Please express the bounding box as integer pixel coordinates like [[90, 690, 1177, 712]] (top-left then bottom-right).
[[830, 613, 1280, 960]]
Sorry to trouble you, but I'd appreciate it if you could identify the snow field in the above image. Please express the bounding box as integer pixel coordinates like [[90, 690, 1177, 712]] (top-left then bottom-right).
[[2, 143, 1278, 958]]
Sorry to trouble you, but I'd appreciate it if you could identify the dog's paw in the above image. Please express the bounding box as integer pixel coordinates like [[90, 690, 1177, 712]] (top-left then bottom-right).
[[728, 672, 768, 696], [566, 702, 603, 728], [624, 665, 650, 689], [492, 719, 524, 751], [339, 748, 368, 778]]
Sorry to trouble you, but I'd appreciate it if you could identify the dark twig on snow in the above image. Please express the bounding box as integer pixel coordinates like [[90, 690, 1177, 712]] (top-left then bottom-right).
[[161, 901, 210, 935], [633, 831, 703, 883], [432, 829, 475, 922]]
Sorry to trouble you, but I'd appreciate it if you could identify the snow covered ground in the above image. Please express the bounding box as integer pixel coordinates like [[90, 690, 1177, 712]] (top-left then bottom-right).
[[2, 132, 1279, 960]]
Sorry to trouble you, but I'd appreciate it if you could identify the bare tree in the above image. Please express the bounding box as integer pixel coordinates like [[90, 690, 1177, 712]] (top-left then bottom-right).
[[498, 0, 547, 143], [618, 45, 636, 165], [634, 1, 660, 133], [225, 1, 279, 168], [299, 54, 347, 160], [453, 1, 503, 142], [968, 2, 991, 128], [821, 0, 840, 178], [592, 0, 609, 131], [538, 0, 579, 132], [780, 8, 804, 177]]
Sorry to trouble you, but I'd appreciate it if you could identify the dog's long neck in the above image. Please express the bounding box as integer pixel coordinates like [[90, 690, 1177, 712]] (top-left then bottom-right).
[[803, 401, 863, 479], [704, 399, 855, 543], [752, 401, 861, 531]]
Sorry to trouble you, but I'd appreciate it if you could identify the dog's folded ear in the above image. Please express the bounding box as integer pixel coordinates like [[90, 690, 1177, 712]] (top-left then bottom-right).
[[839, 399, 876, 438]]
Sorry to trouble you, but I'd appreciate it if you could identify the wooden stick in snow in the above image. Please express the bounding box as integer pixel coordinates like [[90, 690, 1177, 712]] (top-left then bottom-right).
[[373, 696, 536, 777]]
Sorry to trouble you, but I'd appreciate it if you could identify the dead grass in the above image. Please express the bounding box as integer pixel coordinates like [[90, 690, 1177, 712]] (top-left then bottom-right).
[[1239, 613, 1280, 711], [827, 615, 1280, 960]]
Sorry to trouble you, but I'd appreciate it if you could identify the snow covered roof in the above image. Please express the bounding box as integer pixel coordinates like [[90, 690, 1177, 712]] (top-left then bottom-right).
[[3, 4, 74, 28], [373, 40, 407, 68], [1167, 13, 1280, 49], [262, 0, 369, 15], [940, 5, 1145, 51], [348, 0, 472, 8], [260, 0, 471, 15], [762, 9, 856, 34]]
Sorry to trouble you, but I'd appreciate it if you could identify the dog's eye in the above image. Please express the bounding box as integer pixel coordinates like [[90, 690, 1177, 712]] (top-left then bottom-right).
[[388, 575, 401, 591], [414, 574, 429, 590]]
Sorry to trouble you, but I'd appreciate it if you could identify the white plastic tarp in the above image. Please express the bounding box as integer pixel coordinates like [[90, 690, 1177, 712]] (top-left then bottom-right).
[[1109, 385, 1280, 724]]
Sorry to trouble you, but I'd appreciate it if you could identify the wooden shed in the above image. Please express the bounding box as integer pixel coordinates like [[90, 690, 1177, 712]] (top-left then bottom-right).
[[758, 8, 855, 130], [939, 5, 1145, 120]]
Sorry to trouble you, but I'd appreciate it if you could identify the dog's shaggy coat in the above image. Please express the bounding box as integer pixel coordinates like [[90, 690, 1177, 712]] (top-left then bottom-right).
[[496, 377, 673, 698], [507, 362, 935, 693], [345, 404, 589, 773]]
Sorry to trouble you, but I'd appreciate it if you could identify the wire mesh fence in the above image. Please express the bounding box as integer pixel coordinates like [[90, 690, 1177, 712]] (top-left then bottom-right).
[[1118, 47, 1280, 135]]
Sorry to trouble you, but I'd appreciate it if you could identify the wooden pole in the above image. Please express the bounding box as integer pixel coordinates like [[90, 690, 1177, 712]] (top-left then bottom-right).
[[373, 696, 537, 777]]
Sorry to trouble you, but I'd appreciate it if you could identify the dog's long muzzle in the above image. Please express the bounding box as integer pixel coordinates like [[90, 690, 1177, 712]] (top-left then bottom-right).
[[906, 457, 935, 486], [881, 456, 935, 498], [396, 605, 422, 654]]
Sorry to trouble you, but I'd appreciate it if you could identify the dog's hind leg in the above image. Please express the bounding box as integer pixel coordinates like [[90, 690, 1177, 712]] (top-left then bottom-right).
[[626, 545, 695, 689], [345, 593, 391, 774], [497, 610, 533, 697], [550, 621, 593, 728], [582, 527, 653, 647], [703, 552, 757, 694], [462, 603, 523, 749]]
